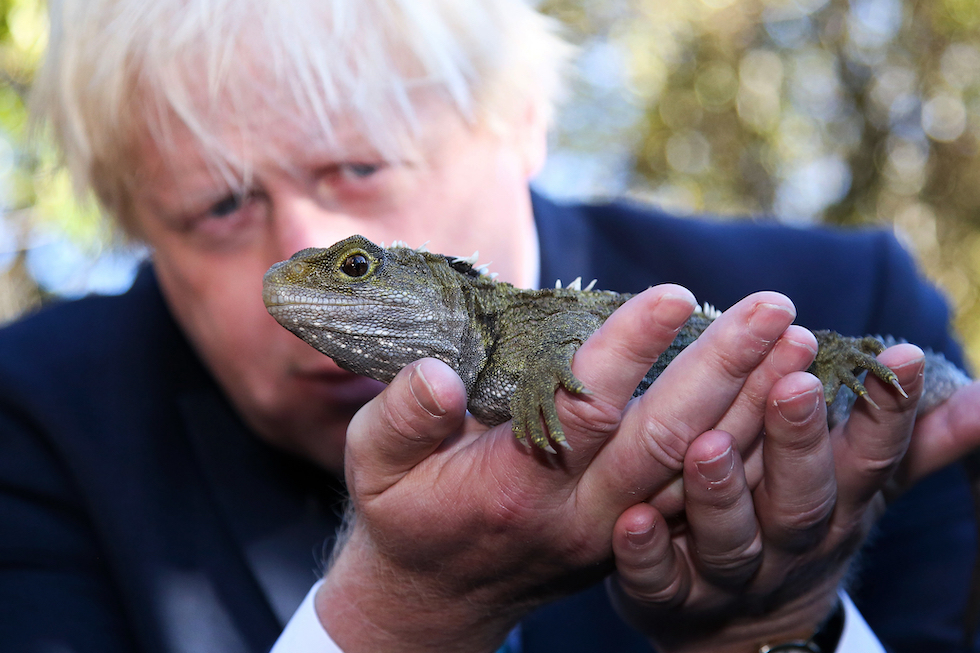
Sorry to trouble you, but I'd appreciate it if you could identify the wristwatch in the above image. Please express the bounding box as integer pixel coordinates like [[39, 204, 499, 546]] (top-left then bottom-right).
[[758, 599, 845, 653]]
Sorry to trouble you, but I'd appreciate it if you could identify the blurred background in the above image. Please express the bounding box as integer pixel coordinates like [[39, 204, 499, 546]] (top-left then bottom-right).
[[1, 0, 978, 368]]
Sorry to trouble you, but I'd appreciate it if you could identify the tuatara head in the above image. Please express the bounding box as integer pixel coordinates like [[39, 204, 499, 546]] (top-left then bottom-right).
[[262, 235, 475, 383]]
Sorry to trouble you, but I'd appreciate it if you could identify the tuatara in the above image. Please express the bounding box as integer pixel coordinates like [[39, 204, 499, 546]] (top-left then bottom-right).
[[262, 234, 970, 450], [262, 234, 978, 638]]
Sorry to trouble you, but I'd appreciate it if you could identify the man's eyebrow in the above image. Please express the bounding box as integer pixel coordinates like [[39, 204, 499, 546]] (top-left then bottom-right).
[[137, 167, 243, 216]]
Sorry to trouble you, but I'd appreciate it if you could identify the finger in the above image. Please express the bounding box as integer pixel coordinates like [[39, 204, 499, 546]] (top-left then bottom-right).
[[539, 286, 699, 469], [632, 292, 797, 466], [756, 372, 836, 551], [345, 358, 468, 498], [715, 326, 818, 455], [644, 328, 813, 516], [834, 344, 924, 515], [609, 503, 690, 608], [904, 381, 980, 486], [555, 285, 697, 442], [590, 292, 797, 513], [684, 430, 762, 586], [741, 435, 765, 493]]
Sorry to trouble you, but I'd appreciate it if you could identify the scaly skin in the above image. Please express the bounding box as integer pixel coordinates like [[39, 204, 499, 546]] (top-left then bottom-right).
[[261, 235, 955, 452]]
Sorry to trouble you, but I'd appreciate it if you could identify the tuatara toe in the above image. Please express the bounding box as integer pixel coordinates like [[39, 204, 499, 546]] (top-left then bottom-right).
[[809, 330, 907, 409]]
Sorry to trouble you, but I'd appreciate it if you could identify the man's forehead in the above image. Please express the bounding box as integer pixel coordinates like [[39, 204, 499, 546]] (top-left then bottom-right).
[[133, 98, 439, 205], [163, 105, 394, 154]]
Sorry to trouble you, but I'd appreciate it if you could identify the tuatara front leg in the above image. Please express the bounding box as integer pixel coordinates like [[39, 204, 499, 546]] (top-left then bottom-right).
[[809, 330, 907, 408], [509, 312, 603, 452]]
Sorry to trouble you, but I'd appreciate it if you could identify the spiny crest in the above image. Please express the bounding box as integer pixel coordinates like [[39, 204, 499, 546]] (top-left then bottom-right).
[[554, 277, 598, 292], [387, 240, 500, 281], [447, 252, 498, 280], [696, 302, 722, 320]]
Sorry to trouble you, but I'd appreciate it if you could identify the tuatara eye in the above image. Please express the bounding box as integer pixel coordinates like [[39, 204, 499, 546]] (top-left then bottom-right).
[[340, 254, 370, 277]]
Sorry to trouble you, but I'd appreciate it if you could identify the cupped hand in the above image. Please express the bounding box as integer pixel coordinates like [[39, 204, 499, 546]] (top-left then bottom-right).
[[314, 286, 811, 653], [609, 344, 927, 653]]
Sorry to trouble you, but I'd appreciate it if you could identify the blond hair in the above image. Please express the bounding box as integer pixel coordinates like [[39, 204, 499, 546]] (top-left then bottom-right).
[[32, 0, 572, 234]]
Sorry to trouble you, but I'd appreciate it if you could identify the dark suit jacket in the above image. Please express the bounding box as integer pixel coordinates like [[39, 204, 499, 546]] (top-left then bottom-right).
[[0, 194, 973, 652]]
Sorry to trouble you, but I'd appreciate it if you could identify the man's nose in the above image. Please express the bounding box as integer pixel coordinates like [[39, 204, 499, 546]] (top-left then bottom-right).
[[271, 192, 358, 259]]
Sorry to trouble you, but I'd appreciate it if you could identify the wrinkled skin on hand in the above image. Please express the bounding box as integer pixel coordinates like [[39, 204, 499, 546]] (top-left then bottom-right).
[[314, 287, 825, 653], [610, 345, 980, 653]]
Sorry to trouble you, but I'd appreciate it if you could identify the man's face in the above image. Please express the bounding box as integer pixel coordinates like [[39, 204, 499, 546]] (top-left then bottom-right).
[[130, 102, 544, 473]]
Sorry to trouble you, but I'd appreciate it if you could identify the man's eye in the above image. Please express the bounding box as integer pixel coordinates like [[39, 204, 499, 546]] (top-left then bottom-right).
[[339, 163, 382, 180], [209, 194, 244, 217]]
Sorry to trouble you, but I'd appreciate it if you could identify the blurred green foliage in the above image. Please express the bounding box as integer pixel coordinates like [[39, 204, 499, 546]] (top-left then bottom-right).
[[1, 0, 979, 370], [0, 0, 107, 320], [540, 0, 980, 369], [0, 0, 44, 320]]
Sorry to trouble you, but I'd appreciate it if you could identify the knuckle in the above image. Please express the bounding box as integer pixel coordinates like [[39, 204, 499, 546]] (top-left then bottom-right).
[[780, 505, 832, 537], [379, 389, 430, 442], [618, 565, 689, 608], [853, 450, 903, 480], [772, 423, 827, 456], [712, 344, 759, 382], [698, 532, 764, 581], [716, 315, 782, 377], [636, 414, 692, 472], [702, 482, 745, 510], [770, 494, 836, 551], [732, 378, 769, 412], [553, 390, 623, 441]]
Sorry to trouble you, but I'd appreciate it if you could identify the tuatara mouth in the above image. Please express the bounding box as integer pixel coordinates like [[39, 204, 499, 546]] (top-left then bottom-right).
[[262, 288, 378, 310]]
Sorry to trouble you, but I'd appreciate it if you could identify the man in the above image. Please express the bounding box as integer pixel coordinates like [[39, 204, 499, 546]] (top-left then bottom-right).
[[3, 0, 978, 651]]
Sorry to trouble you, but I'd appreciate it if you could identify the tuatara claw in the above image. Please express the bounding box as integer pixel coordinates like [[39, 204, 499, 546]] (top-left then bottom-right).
[[507, 313, 601, 452], [509, 345, 589, 452], [890, 376, 910, 399], [858, 389, 880, 411], [810, 331, 904, 407], [510, 371, 560, 452], [510, 362, 578, 453]]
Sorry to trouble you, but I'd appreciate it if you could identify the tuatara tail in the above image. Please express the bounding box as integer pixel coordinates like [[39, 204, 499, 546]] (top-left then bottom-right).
[[962, 449, 980, 647]]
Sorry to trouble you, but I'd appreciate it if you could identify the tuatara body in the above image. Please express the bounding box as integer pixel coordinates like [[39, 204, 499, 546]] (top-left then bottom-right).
[[262, 235, 970, 450]]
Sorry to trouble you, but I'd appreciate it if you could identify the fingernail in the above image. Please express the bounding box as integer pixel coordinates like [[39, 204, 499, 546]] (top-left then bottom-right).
[[891, 354, 926, 376], [772, 336, 818, 375], [655, 292, 697, 330], [774, 386, 821, 424], [748, 302, 796, 341], [626, 522, 656, 547], [696, 446, 734, 483], [410, 363, 446, 417]]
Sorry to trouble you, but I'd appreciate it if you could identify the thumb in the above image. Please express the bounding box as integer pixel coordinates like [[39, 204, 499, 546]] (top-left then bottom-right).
[[345, 358, 469, 497]]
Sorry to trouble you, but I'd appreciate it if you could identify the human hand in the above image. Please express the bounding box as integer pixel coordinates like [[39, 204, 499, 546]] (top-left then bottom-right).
[[895, 378, 980, 489], [313, 286, 811, 653], [608, 343, 927, 653]]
